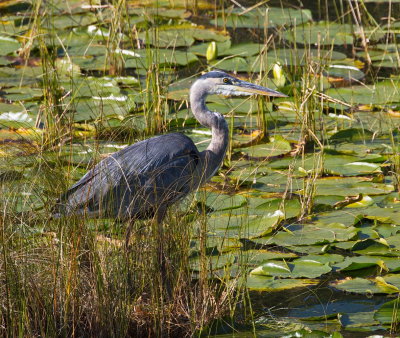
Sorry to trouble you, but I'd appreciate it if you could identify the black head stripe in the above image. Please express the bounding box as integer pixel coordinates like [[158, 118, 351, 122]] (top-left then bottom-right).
[[200, 71, 231, 80]]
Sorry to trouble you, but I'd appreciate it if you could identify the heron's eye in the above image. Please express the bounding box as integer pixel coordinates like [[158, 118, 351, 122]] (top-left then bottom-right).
[[223, 78, 231, 84]]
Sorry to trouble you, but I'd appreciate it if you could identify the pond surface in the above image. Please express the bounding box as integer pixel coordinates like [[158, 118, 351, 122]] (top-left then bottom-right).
[[1, 0, 400, 336]]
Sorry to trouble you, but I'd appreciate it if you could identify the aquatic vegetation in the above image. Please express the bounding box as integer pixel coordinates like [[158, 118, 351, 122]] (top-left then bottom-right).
[[1, 0, 400, 336]]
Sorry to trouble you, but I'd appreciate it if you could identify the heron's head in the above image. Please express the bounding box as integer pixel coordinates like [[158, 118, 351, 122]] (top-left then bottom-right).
[[195, 70, 287, 97]]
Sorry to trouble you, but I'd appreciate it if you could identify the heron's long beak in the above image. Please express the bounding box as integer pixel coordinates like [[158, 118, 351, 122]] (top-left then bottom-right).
[[236, 81, 288, 97]]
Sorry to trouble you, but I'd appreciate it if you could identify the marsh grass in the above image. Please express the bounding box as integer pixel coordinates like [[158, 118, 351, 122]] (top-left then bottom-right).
[[0, 4, 236, 338], [0, 169, 235, 336], [2, 0, 400, 336]]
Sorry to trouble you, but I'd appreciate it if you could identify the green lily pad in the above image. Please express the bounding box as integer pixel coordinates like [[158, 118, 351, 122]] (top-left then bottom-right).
[[125, 49, 198, 68], [2, 87, 43, 101], [205, 211, 282, 239], [210, 56, 249, 72], [284, 22, 354, 46], [325, 80, 400, 106], [188, 40, 231, 57], [60, 77, 121, 98], [266, 48, 347, 67], [330, 128, 374, 143], [325, 64, 365, 81], [0, 35, 20, 55], [251, 259, 332, 278], [189, 252, 235, 272], [334, 256, 392, 272], [331, 277, 399, 294], [240, 136, 291, 158], [314, 178, 394, 197], [296, 254, 344, 265], [246, 275, 318, 291], [239, 249, 298, 266], [214, 7, 311, 29], [190, 236, 242, 255], [69, 98, 133, 122], [42, 13, 98, 29], [200, 192, 247, 212], [359, 206, 400, 224], [138, 26, 228, 48], [352, 239, 391, 256], [251, 197, 301, 219], [267, 222, 358, 247], [0, 110, 35, 128], [219, 43, 264, 57], [375, 299, 400, 325]]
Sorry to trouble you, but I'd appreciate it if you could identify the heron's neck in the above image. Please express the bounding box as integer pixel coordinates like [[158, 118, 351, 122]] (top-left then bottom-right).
[[190, 84, 229, 179], [190, 86, 229, 152]]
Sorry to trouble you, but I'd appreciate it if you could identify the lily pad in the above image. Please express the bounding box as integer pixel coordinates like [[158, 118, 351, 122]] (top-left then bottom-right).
[[125, 49, 198, 68], [251, 197, 301, 219], [332, 277, 399, 294], [284, 22, 354, 46], [246, 275, 318, 291], [189, 252, 235, 272], [138, 26, 228, 48], [325, 80, 400, 106], [214, 7, 312, 29], [240, 136, 292, 158], [267, 222, 358, 247], [0, 35, 20, 55], [314, 178, 394, 197], [206, 212, 282, 239], [251, 259, 332, 278], [200, 192, 247, 212], [375, 299, 400, 325], [2, 87, 43, 101], [266, 48, 347, 67]]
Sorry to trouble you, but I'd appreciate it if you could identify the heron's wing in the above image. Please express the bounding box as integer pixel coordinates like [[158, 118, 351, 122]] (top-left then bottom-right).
[[57, 133, 200, 218]]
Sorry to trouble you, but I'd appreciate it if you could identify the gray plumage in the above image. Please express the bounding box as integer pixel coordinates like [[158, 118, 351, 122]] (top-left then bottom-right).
[[55, 70, 287, 222]]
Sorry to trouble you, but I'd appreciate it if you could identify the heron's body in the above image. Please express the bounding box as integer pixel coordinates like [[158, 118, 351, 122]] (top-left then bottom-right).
[[58, 133, 202, 220], [56, 71, 286, 223]]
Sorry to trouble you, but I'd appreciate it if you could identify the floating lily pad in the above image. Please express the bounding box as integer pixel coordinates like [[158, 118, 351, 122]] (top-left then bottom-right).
[[0, 110, 35, 128], [70, 98, 133, 122], [246, 275, 318, 291], [332, 277, 399, 295], [240, 136, 291, 158], [219, 43, 264, 58], [42, 13, 98, 29], [325, 65, 365, 81], [325, 80, 400, 106], [200, 192, 247, 212], [267, 222, 358, 247], [375, 299, 400, 325], [0, 35, 20, 55], [189, 252, 235, 272], [188, 39, 231, 57], [130, 8, 192, 19], [214, 7, 312, 29], [205, 212, 282, 239], [60, 77, 121, 98], [251, 259, 332, 278], [284, 22, 354, 46], [2, 87, 43, 101], [138, 26, 228, 48], [210, 56, 249, 72], [266, 48, 347, 67], [314, 178, 394, 197], [125, 49, 198, 68], [334, 256, 396, 272], [239, 249, 298, 266]]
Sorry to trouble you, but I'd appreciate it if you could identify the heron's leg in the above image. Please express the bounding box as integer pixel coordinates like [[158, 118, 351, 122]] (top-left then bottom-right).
[[125, 218, 135, 249], [155, 206, 171, 296]]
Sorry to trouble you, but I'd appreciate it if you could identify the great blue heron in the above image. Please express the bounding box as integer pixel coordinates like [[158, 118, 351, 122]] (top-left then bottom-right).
[[55, 71, 286, 240]]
